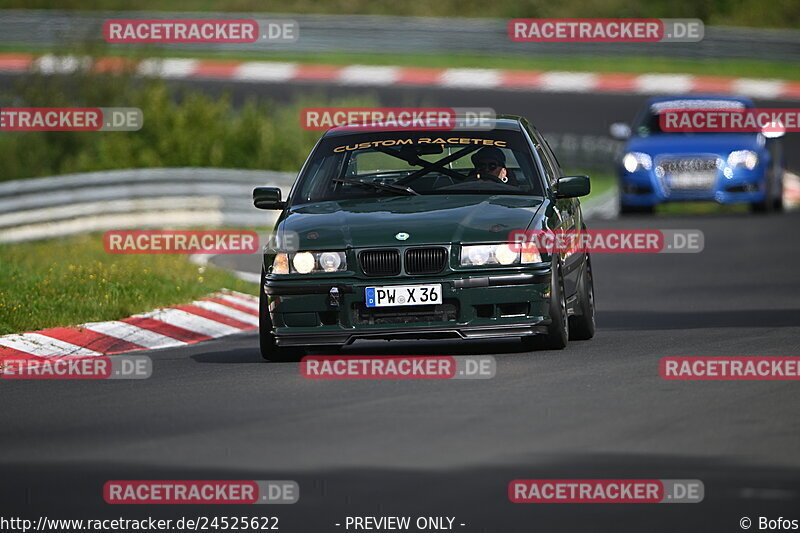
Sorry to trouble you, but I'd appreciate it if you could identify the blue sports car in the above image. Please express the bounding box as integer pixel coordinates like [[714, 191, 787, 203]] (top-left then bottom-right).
[[611, 95, 785, 214]]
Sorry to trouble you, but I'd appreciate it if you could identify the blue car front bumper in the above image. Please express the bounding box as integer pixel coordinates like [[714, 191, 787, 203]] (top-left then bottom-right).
[[619, 166, 767, 206]]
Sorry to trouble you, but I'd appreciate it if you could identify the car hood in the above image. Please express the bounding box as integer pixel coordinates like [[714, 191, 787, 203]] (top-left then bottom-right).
[[626, 133, 762, 156], [277, 195, 544, 250]]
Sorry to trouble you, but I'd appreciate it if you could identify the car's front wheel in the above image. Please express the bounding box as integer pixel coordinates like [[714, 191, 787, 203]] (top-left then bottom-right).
[[569, 255, 596, 340], [523, 260, 568, 351], [259, 270, 304, 363], [750, 170, 776, 213], [619, 203, 654, 216]]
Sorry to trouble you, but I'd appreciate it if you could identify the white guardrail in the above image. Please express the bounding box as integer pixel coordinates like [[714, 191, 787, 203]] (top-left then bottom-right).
[[0, 168, 295, 243], [0, 167, 623, 246], [1, 10, 800, 62], [2, 167, 795, 245]]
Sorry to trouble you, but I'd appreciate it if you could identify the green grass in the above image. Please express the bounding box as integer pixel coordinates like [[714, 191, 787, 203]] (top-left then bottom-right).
[[657, 202, 749, 215], [3, 44, 798, 81], [583, 173, 615, 201], [0, 71, 376, 181], [0, 233, 257, 335]]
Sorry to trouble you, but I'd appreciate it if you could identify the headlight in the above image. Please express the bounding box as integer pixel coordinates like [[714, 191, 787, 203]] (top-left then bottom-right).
[[622, 152, 652, 173], [727, 150, 758, 170], [460, 244, 543, 267], [319, 252, 342, 272], [467, 246, 491, 266], [271, 251, 347, 274], [292, 252, 315, 274], [494, 244, 518, 265]]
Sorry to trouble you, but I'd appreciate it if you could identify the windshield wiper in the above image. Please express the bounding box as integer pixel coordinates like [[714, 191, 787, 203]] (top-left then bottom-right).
[[332, 178, 419, 196]]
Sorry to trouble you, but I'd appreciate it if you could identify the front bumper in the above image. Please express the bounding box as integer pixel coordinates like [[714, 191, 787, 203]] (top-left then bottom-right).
[[619, 166, 767, 206], [265, 270, 552, 346]]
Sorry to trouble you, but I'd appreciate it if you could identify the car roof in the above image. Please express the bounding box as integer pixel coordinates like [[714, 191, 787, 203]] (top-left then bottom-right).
[[322, 115, 525, 137], [645, 94, 754, 107]]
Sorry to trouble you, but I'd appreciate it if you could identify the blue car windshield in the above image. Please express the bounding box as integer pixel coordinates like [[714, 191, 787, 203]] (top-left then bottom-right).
[[634, 99, 751, 136]]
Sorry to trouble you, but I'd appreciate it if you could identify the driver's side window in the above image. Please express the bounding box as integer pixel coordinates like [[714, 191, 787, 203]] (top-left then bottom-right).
[[534, 143, 558, 190]]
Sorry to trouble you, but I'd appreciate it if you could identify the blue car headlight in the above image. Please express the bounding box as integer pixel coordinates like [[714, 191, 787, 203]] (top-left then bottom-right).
[[622, 152, 652, 173], [727, 150, 758, 171]]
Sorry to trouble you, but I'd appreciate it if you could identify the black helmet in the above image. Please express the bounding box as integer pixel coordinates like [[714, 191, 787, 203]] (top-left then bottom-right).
[[471, 146, 506, 166]]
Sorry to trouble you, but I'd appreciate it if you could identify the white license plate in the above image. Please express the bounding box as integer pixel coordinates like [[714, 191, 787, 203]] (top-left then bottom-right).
[[668, 172, 716, 189], [365, 284, 442, 307]]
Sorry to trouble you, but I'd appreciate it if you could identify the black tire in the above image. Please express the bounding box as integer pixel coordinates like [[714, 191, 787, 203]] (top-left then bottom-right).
[[751, 173, 775, 214], [259, 270, 304, 362], [774, 194, 784, 212], [569, 255, 596, 341], [523, 261, 568, 351], [619, 203, 654, 216], [750, 198, 773, 213], [774, 178, 785, 212]]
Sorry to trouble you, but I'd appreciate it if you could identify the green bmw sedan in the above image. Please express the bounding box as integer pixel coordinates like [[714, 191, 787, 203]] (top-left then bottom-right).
[[253, 116, 595, 361]]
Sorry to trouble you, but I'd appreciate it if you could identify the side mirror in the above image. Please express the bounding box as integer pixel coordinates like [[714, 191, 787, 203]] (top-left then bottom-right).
[[609, 122, 631, 140], [556, 175, 591, 198], [253, 187, 285, 210]]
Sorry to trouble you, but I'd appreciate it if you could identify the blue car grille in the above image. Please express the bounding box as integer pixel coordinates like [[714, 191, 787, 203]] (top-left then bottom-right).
[[657, 156, 719, 191]]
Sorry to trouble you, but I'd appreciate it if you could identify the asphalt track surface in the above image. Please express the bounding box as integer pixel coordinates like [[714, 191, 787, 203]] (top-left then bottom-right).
[[2, 211, 800, 531], [2, 75, 800, 531]]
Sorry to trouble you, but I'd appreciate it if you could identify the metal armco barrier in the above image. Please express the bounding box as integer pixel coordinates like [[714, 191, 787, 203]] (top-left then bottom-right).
[[0, 10, 799, 62], [0, 168, 295, 243]]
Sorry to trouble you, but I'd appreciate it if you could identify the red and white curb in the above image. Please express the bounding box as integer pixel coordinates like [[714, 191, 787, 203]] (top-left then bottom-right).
[[0, 53, 799, 100], [0, 289, 258, 360]]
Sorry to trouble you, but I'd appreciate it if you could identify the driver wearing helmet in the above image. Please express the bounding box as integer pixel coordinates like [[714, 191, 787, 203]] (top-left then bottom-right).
[[469, 146, 518, 187]]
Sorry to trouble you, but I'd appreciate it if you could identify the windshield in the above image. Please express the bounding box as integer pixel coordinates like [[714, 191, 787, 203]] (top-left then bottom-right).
[[291, 130, 544, 204], [633, 99, 751, 136]]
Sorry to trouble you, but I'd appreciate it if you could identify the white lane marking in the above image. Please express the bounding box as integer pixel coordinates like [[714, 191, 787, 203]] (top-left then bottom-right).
[[32, 54, 88, 74], [539, 72, 598, 92], [235, 61, 297, 81], [635, 74, 694, 94], [439, 68, 501, 88], [216, 292, 259, 311], [0, 333, 102, 357], [732, 78, 786, 99], [192, 300, 259, 325], [221, 290, 259, 303], [338, 65, 399, 86], [137, 59, 198, 78], [81, 321, 186, 349], [136, 308, 242, 337]]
